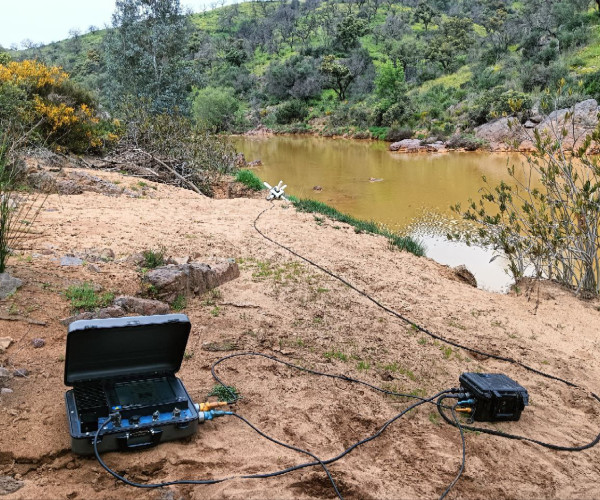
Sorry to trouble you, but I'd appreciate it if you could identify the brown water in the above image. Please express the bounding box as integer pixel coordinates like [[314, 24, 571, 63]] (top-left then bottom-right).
[[233, 135, 525, 292]]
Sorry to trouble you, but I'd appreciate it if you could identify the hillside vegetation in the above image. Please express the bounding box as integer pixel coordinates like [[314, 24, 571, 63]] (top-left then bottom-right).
[[7, 0, 600, 140]]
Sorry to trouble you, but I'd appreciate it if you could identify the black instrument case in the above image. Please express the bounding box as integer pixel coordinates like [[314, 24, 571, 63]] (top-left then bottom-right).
[[64, 314, 198, 455]]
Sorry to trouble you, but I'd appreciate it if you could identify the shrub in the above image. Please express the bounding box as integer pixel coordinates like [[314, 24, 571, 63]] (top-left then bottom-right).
[[446, 134, 487, 151], [235, 169, 264, 191], [0, 59, 121, 153], [191, 86, 242, 132], [142, 247, 166, 269], [453, 95, 600, 296], [385, 126, 413, 142], [274, 99, 308, 125]]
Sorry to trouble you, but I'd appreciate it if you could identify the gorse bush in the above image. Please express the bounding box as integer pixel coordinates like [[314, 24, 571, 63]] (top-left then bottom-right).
[[0, 58, 121, 153]]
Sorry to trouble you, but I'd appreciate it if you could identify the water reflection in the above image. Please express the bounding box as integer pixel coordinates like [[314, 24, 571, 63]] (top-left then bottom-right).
[[233, 136, 526, 292]]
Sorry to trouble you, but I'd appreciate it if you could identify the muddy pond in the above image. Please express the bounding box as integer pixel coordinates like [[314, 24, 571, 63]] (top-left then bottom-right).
[[233, 135, 526, 293]]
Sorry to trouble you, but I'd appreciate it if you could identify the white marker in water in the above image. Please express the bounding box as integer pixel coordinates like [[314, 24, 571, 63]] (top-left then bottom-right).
[[264, 180, 288, 201]]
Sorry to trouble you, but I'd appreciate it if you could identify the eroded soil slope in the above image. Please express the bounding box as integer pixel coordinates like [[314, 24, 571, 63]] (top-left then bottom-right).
[[0, 167, 599, 500]]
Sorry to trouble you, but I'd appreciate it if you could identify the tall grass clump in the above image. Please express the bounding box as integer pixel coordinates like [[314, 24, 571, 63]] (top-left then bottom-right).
[[290, 197, 425, 257], [235, 169, 264, 191]]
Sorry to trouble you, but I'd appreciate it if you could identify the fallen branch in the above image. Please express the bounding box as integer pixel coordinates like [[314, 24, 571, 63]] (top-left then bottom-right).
[[0, 315, 47, 326], [133, 148, 204, 195]]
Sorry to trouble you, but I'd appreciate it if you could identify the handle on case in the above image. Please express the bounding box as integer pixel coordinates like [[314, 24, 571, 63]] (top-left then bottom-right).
[[117, 428, 163, 450]]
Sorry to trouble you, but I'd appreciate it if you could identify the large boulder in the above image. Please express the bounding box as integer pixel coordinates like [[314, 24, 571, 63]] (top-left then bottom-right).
[[0, 273, 22, 299], [474, 117, 521, 151], [475, 99, 600, 151], [143, 259, 240, 303]]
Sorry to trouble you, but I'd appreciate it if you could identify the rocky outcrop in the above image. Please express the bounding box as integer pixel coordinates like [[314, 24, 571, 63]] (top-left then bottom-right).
[[389, 139, 446, 153], [113, 296, 170, 315], [61, 296, 170, 325], [475, 99, 600, 151], [143, 259, 240, 303], [0, 273, 23, 299], [453, 265, 477, 288]]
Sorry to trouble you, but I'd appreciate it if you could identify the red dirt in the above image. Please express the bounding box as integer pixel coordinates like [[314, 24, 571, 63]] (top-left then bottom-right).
[[0, 167, 599, 499]]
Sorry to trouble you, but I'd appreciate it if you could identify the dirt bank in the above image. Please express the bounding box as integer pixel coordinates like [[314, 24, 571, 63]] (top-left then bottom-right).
[[0, 167, 599, 499]]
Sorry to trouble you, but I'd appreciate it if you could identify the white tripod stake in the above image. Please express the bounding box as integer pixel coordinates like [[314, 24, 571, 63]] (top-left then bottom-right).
[[264, 180, 288, 201]]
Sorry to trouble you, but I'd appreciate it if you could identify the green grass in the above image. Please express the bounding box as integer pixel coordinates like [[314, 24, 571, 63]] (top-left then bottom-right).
[[208, 384, 239, 403], [65, 283, 114, 311], [171, 294, 187, 311], [324, 349, 348, 362], [142, 247, 165, 269], [235, 169, 265, 191], [289, 197, 425, 257]]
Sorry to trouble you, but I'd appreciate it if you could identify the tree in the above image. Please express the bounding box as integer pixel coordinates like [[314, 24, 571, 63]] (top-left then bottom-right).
[[375, 60, 407, 101], [191, 86, 241, 132], [104, 0, 193, 112], [320, 55, 353, 100], [413, 1, 436, 32], [335, 14, 368, 51], [426, 17, 474, 71]]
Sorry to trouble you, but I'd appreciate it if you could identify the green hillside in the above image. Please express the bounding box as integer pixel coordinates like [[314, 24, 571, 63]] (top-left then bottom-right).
[[8, 0, 600, 140]]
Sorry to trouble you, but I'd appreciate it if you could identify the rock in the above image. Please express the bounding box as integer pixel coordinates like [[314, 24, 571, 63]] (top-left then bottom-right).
[[234, 153, 246, 168], [40, 248, 54, 255], [523, 120, 536, 128], [0, 367, 11, 386], [0, 337, 12, 354], [453, 265, 477, 288], [474, 117, 521, 151], [126, 252, 145, 266], [81, 248, 115, 262], [247, 160, 262, 167], [143, 259, 240, 303], [31, 338, 46, 348], [61, 256, 84, 267], [389, 139, 422, 152], [166, 256, 191, 266], [61, 306, 125, 326], [313, 185, 323, 191], [0, 273, 23, 299], [369, 178, 383, 182], [113, 296, 170, 316], [1, 388, 13, 394], [0, 476, 24, 495], [87, 264, 101, 273], [13, 368, 29, 378], [529, 114, 544, 124]]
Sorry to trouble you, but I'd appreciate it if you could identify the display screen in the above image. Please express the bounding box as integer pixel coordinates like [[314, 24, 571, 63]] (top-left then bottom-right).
[[114, 378, 175, 407]]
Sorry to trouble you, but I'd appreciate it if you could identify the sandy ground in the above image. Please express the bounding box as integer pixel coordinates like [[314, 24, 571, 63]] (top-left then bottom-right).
[[0, 167, 599, 500]]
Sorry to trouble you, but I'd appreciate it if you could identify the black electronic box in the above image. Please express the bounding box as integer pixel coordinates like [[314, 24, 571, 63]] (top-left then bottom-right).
[[459, 372, 529, 422], [64, 314, 199, 455]]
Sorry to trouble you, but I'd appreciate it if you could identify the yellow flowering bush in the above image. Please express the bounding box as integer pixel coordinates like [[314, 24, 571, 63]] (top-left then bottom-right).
[[0, 59, 122, 153]]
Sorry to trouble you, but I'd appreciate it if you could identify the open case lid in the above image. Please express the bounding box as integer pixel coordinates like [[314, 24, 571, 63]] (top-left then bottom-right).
[[64, 314, 191, 386]]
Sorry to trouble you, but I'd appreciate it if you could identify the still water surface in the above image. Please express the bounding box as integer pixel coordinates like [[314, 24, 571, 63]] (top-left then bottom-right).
[[233, 136, 526, 292]]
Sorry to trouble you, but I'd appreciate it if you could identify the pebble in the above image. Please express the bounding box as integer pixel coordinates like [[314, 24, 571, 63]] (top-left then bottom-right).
[[1, 388, 13, 394], [32, 338, 46, 348], [13, 368, 29, 378]]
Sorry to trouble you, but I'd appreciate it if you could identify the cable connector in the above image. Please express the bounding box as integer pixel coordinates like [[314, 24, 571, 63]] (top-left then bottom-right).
[[198, 410, 233, 423], [198, 401, 229, 412]]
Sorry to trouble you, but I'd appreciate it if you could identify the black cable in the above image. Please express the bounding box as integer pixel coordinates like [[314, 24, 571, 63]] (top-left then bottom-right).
[[437, 397, 466, 500], [436, 399, 600, 452], [93, 390, 454, 497], [253, 204, 598, 394], [211, 351, 451, 405]]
